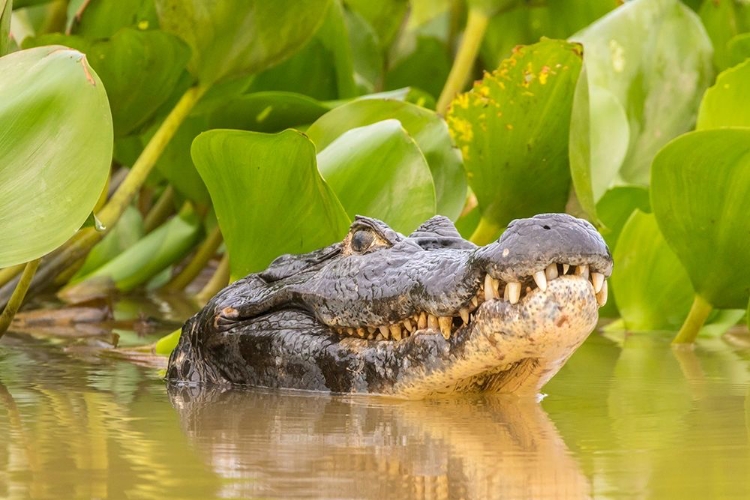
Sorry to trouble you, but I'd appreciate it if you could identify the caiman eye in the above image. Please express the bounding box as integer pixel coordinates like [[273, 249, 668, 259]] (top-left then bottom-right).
[[351, 229, 375, 253]]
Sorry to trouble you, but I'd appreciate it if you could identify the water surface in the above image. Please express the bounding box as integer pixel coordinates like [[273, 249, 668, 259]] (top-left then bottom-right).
[[1, 323, 749, 499]]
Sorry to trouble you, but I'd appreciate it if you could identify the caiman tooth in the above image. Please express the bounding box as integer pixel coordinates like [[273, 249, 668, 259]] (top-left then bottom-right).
[[471, 296, 479, 308], [379, 325, 390, 339], [591, 272, 604, 293], [367, 326, 376, 335], [438, 316, 452, 339], [533, 270, 547, 291], [459, 307, 470, 325], [428, 314, 439, 330], [375, 333, 384, 341], [507, 281, 521, 304], [503, 283, 510, 301], [389, 324, 403, 341], [575, 264, 589, 279], [562, 264, 570, 274], [484, 274, 498, 301], [347, 327, 356, 336], [418, 312, 427, 329], [596, 280, 608, 306], [357, 328, 366, 338], [545, 262, 559, 281], [403, 318, 415, 333]]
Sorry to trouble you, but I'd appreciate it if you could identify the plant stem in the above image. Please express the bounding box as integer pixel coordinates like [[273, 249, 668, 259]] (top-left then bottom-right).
[[673, 294, 713, 344], [436, 7, 489, 115], [0, 264, 24, 288], [0, 259, 41, 339], [470, 216, 501, 245], [164, 226, 223, 292], [195, 253, 230, 305], [144, 185, 176, 234], [0, 84, 209, 308]]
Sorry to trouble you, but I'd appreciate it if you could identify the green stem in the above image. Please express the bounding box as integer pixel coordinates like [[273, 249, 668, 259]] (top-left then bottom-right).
[[196, 253, 230, 305], [673, 294, 713, 344], [164, 225, 223, 292], [0, 264, 24, 288], [0, 259, 41, 339], [470, 216, 501, 245], [144, 185, 176, 234], [436, 7, 489, 115]]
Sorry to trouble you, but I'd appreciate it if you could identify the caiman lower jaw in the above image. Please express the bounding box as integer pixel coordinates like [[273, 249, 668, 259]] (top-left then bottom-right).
[[389, 276, 601, 398]]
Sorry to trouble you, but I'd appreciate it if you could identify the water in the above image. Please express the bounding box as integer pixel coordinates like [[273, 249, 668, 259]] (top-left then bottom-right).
[[1, 321, 749, 499]]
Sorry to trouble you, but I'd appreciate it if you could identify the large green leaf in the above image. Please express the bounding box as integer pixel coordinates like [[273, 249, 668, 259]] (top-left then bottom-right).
[[155, 0, 331, 86], [384, 36, 451, 100], [610, 211, 694, 331], [446, 38, 582, 233], [207, 91, 333, 132], [192, 129, 351, 280], [343, 0, 408, 49], [317, 120, 435, 234], [570, 0, 713, 187], [71, 209, 201, 292], [699, 0, 750, 71], [0, 46, 112, 268], [0, 0, 11, 56], [307, 98, 465, 220], [651, 128, 750, 309], [728, 33, 750, 67], [696, 59, 750, 130]]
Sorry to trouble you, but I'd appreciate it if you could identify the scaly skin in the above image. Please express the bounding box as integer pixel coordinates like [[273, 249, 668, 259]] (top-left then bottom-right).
[[167, 213, 612, 398]]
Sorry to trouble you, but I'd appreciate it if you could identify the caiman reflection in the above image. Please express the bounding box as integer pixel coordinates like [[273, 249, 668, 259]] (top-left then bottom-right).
[[167, 213, 612, 397]]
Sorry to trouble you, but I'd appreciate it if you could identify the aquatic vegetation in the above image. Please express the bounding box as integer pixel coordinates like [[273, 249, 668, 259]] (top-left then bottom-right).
[[0, 0, 749, 345]]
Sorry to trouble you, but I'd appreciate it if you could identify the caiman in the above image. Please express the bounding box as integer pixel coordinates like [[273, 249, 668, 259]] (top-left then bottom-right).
[[166, 213, 612, 398]]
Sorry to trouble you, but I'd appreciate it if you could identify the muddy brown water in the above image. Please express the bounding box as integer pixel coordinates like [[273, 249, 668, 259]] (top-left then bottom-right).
[[1, 306, 749, 499]]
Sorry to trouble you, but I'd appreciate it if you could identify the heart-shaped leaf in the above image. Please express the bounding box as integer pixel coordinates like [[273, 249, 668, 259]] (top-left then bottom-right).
[[307, 98, 464, 220], [446, 38, 582, 238], [192, 129, 350, 280], [570, 0, 713, 187], [651, 128, 750, 309], [0, 46, 112, 267], [317, 120, 436, 234], [155, 0, 331, 86]]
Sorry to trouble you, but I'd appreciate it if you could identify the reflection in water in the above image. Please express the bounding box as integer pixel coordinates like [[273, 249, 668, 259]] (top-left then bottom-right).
[[169, 388, 590, 499], [1, 331, 750, 499]]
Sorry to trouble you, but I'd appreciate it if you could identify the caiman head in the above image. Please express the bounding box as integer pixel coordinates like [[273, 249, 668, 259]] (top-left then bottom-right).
[[167, 213, 612, 398]]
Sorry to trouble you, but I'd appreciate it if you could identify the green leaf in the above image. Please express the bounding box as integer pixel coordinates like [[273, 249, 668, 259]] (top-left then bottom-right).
[[447, 38, 582, 231], [207, 91, 333, 132], [192, 129, 351, 281], [570, 0, 714, 186], [72, 206, 145, 279], [0, 46, 112, 268], [67, 0, 157, 38], [344, 6, 382, 93], [384, 36, 451, 100], [569, 64, 631, 220], [651, 128, 750, 309], [611, 211, 694, 331], [71, 209, 201, 292], [155, 328, 181, 356], [307, 98, 465, 220], [24, 29, 190, 137], [696, 59, 750, 130], [155, 0, 331, 86], [699, 0, 750, 71], [343, 0, 408, 49], [317, 120, 435, 234], [728, 33, 750, 67], [1, 0, 11, 56]]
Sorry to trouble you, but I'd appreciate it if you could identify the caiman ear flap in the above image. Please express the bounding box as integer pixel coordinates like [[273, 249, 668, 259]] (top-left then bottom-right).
[[409, 215, 477, 250]]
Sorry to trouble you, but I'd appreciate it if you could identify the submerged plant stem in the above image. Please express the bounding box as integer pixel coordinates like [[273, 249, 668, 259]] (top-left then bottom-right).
[[0, 259, 41, 339], [196, 253, 230, 305], [673, 294, 713, 344], [165, 226, 223, 292], [436, 7, 489, 115], [470, 216, 502, 246]]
